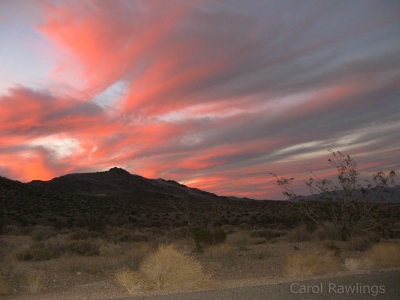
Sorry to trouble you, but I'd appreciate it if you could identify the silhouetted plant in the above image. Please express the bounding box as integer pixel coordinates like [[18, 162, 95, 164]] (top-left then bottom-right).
[[272, 150, 397, 241], [192, 227, 227, 251]]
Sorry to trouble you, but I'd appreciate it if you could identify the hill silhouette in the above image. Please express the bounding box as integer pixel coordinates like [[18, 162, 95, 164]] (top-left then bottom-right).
[[1, 168, 399, 230]]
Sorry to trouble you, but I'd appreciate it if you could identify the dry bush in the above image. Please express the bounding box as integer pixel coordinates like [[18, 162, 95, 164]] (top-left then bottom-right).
[[226, 232, 251, 250], [0, 273, 11, 295], [62, 241, 149, 274], [365, 243, 400, 269], [284, 250, 342, 277], [17, 238, 67, 261], [287, 226, 313, 242], [26, 271, 45, 294], [140, 244, 210, 291], [344, 257, 373, 272], [70, 229, 100, 241], [66, 240, 100, 256], [62, 256, 116, 274], [99, 242, 123, 257], [203, 243, 234, 258], [31, 225, 56, 241], [114, 270, 152, 294], [347, 236, 373, 252], [314, 223, 341, 240]]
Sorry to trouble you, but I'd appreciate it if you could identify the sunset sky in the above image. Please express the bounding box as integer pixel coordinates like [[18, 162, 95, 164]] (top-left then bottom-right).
[[0, 0, 399, 199]]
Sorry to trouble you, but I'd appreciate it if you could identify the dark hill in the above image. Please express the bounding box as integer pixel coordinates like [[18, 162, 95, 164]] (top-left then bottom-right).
[[28, 167, 219, 201], [1, 168, 292, 229], [1, 168, 399, 230]]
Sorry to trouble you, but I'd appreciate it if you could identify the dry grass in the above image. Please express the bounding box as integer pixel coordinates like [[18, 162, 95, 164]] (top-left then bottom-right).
[[344, 257, 373, 272], [0, 273, 11, 296], [365, 242, 400, 269], [287, 226, 313, 242], [140, 244, 210, 291], [284, 249, 342, 277], [115, 244, 210, 294], [203, 243, 234, 258], [226, 232, 251, 250], [26, 271, 45, 294], [114, 270, 152, 294]]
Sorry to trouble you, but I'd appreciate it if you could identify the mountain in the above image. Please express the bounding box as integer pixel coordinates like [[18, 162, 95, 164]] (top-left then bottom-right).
[[1, 168, 399, 229], [1, 167, 285, 229], [28, 167, 221, 202]]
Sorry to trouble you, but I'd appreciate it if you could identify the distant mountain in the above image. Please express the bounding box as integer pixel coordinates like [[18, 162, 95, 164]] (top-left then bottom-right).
[[294, 185, 400, 203]]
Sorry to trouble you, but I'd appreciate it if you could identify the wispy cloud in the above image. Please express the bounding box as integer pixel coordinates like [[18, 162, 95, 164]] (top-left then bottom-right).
[[0, 0, 399, 198]]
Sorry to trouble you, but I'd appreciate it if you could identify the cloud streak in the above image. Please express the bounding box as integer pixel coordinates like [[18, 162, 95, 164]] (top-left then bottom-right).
[[0, 0, 399, 199]]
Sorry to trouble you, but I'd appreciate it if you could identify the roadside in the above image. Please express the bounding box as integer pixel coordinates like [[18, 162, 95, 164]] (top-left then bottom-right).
[[109, 271, 400, 300]]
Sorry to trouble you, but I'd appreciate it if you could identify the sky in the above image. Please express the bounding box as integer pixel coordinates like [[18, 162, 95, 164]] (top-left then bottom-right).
[[0, 0, 399, 199]]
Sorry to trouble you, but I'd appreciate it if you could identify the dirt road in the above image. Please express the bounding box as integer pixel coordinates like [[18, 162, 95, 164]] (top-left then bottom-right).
[[110, 271, 400, 300]]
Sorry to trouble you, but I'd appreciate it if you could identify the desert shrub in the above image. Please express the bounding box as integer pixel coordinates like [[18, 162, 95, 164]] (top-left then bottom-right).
[[63, 256, 124, 274], [226, 232, 251, 250], [99, 243, 123, 257], [107, 232, 148, 243], [272, 151, 397, 241], [344, 257, 373, 272], [314, 223, 341, 240], [164, 227, 192, 241], [212, 228, 227, 244], [323, 241, 341, 257], [287, 226, 313, 242], [140, 244, 210, 291], [203, 244, 234, 258], [17, 240, 66, 261], [0, 273, 11, 295], [1, 225, 23, 235], [347, 236, 373, 252], [31, 226, 56, 241], [251, 229, 283, 240], [192, 227, 226, 251], [115, 270, 152, 294], [366, 243, 400, 269], [284, 250, 342, 277], [17, 238, 99, 261], [192, 228, 213, 250], [70, 229, 100, 240], [66, 241, 99, 256]]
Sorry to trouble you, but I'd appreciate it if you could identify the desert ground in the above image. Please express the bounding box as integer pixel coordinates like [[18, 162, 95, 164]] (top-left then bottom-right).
[[1, 222, 399, 299]]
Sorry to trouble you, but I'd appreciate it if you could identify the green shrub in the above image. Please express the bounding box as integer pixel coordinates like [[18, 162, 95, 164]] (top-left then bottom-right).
[[192, 228, 226, 251], [213, 228, 227, 244], [17, 242, 66, 261], [192, 228, 213, 250]]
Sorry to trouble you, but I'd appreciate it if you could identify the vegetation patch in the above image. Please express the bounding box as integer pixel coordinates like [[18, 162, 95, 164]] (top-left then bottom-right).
[[365, 242, 400, 269], [26, 271, 45, 294], [31, 226, 56, 241], [66, 241, 100, 256], [226, 232, 251, 250], [284, 250, 342, 277], [192, 227, 226, 251], [0, 273, 11, 296], [116, 244, 210, 294]]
